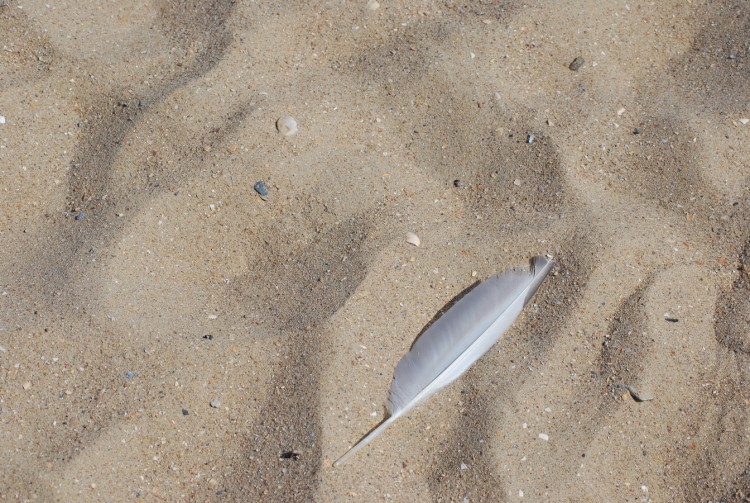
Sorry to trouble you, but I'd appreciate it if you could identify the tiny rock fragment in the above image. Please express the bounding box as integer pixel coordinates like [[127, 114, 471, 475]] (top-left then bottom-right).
[[203, 334, 214, 340], [526, 134, 535, 144], [22, 381, 31, 390], [471, 271, 478, 277], [366, 0, 379, 10], [75, 212, 86, 221], [538, 432, 549, 441], [254, 180, 269, 200], [276, 116, 298, 137], [0, 115, 5, 125], [280, 451, 301, 460], [208, 313, 218, 320], [619, 384, 654, 402], [453, 179, 469, 189], [514, 178, 522, 187], [568, 56, 584, 71], [460, 463, 468, 470], [617, 107, 626, 116], [210, 398, 221, 408], [740, 118, 749, 125], [664, 313, 679, 323], [406, 232, 421, 247], [182, 408, 189, 416]]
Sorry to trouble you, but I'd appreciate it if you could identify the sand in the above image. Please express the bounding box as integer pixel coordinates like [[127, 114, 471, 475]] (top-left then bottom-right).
[[1, 0, 749, 501]]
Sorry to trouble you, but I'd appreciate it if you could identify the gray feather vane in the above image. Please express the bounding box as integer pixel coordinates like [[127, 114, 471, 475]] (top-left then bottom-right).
[[334, 256, 554, 466]]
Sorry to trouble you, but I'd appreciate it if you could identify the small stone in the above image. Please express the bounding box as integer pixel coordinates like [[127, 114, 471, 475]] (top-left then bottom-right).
[[276, 116, 298, 137], [471, 271, 477, 277], [514, 178, 522, 187], [182, 408, 189, 416], [453, 179, 469, 189], [254, 180, 269, 200], [124, 371, 136, 380], [22, 381, 31, 390], [740, 118, 749, 125], [460, 463, 468, 470], [75, 212, 86, 221], [0, 115, 5, 125], [526, 134, 535, 144], [366, 0, 379, 10], [617, 107, 626, 116], [208, 314, 218, 320], [203, 334, 214, 340], [519, 490, 524, 498], [538, 432, 549, 441], [568, 57, 584, 71], [406, 232, 421, 247], [210, 398, 221, 408]]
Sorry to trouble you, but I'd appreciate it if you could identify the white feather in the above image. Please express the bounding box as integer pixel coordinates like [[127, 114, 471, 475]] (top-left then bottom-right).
[[334, 256, 553, 466]]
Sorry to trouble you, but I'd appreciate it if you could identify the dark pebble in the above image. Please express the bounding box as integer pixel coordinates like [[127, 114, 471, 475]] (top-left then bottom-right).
[[182, 408, 189, 416], [254, 180, 269, 198], [75, 212, 86, 221], [280, 451, 301, 460], [569, 56, 584, 71], [124, 371, 136, 380], [453, 179, 469, 189], [203, 334, 214, 340], [665, 317, 679, 323], [526, 134, 535, 144], [633, 127, 640, 135]]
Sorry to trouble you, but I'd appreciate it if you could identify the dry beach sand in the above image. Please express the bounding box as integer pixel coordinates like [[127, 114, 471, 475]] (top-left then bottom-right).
[[1, 0, 749, 501]]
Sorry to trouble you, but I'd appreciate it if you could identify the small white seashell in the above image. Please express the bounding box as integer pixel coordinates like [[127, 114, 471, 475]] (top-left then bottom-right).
[[538, 432, 549, 441], [276, 116, 298, 137], [406, 232, 421, 247], [366, 0, 379, 10]]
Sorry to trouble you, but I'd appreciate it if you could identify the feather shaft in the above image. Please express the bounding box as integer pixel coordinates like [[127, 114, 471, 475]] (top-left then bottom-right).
[[333, 416, 397, 467]]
